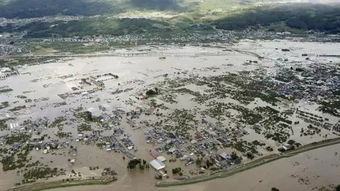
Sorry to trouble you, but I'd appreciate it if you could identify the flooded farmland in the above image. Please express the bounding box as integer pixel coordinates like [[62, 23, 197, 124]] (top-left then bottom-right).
[[0, 39, 340, 191]]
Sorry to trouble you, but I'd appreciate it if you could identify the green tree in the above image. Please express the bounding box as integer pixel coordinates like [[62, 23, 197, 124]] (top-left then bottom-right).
[[172, 167, 182, 174], [336, 184, 340, 191]]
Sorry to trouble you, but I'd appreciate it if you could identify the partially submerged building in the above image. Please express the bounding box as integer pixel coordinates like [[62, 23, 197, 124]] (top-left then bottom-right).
[[150, 159, 165, 170]]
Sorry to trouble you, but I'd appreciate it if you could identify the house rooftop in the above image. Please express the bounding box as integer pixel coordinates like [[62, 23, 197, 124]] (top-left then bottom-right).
[[150, 159, 165, 170]]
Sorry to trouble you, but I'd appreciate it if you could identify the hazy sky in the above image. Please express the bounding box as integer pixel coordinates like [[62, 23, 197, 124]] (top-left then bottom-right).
[[282, 0, 340, 2]]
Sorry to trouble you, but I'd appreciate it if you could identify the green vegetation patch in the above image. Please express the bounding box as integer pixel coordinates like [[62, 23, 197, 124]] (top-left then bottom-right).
[[1, 144, 33, 171], [214, 4, 340, 34], [77, 123, 92, 132]]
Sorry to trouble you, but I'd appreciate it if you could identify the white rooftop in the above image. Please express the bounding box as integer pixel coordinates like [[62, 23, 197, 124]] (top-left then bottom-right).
[[150, 159, 165, 170]]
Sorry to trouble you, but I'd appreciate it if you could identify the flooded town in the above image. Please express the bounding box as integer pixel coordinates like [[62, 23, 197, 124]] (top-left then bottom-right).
[[0, 38, 340, 191]]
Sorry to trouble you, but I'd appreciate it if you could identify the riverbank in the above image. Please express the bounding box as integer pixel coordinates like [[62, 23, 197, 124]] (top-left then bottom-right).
[[16, 141, 340, 191], [6, 176, 116, 191], [157, 137, 340, 187]]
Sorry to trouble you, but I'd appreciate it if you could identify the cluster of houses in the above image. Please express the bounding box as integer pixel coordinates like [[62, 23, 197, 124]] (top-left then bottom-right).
[[143, 123, 246, 175], [0, 67, 18, 80], [274, 62, 339, 102]]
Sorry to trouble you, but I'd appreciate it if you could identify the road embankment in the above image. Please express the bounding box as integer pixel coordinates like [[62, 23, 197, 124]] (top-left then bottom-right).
[[7, 176, 116, 191]]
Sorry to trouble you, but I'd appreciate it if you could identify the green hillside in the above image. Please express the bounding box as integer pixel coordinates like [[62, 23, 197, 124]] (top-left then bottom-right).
[[0, 0, 263, 18], [1, 3, 339, 37], [214, 4, 340, 33], [0, 0, 339, 38], [0, 0, 119, 18]]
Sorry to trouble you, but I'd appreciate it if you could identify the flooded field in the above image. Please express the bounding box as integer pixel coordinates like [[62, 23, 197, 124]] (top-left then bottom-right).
[[0, 39, 339, 191]]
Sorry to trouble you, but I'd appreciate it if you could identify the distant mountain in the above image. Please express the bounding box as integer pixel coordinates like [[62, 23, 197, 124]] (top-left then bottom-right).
[[0, 0, 119, 18], [214, 4, 340, 33], [3, 0, 337, 19], [0, 0, 339, 36], [0, 0, 290, 18], [0, 0, 189, 18]]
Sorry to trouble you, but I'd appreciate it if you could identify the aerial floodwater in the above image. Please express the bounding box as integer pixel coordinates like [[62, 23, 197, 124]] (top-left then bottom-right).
[[1, 39, 340, 191], [0, 0, 340, 191]]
